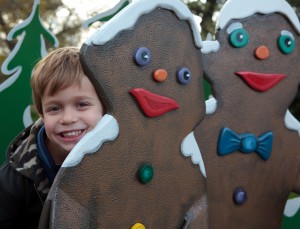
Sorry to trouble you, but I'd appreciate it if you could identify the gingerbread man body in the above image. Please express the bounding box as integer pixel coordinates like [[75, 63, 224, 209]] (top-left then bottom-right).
[[191, 0, 300, 228], [39, 0, 208, 228]]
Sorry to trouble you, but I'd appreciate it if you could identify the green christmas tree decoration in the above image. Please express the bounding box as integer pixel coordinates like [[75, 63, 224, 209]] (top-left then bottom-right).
[[0, 0, 59, 164]]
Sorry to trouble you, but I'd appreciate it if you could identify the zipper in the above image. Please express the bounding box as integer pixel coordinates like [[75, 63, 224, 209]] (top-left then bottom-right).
[[34, 183, 44, 205]]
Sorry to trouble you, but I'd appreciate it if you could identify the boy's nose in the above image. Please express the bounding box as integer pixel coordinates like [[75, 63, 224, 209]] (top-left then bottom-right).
[[60, 109, 77, 124]]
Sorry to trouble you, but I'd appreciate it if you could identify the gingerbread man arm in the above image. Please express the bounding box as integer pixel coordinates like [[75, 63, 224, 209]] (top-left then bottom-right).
[[285, 110, 300, 138]]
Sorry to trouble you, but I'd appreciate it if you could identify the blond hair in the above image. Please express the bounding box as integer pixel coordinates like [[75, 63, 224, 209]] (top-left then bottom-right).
[[31, 47, 86, 115]]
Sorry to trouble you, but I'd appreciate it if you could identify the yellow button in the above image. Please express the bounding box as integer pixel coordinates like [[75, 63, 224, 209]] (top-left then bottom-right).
[[131, 223, 146, 229]]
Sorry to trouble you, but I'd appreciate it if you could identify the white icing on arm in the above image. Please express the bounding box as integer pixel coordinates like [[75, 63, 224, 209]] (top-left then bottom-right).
[[285, 110, 300, 137], [181, 132, 206, 177], [205, 96, 217, 115], [284, 197, 300, 217]]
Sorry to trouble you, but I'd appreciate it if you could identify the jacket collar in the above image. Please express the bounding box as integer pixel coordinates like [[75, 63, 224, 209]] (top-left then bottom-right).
[[8, 118, 50, 201]]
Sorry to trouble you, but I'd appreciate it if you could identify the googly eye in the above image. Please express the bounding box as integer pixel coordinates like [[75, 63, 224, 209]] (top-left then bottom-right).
[[278, 34, 295, 54], [229, 28, 249, 48], [177, 67, 191, 85], [134, 47, 151, 66]]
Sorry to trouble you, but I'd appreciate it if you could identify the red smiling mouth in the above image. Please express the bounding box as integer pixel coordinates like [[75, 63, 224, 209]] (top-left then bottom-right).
[[236, 71, 286, 92], [130, 88, 179, 117]]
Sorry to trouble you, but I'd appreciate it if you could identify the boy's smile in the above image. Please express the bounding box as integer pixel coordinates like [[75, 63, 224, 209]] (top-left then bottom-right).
[[41, 76, 104, 164], [57, 129, 86, 143], [60, 130, 85, 140]]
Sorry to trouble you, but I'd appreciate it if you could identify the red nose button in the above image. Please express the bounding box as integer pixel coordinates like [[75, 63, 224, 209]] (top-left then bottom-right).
[[255, 46, 270, 60], [153, 69, 168, 82]]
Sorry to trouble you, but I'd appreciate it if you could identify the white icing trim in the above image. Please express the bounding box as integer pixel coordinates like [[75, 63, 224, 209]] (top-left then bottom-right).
[[83, 0, 132, 28], [285, 110, 300, 137], [284, 197, 300, 217], [201, 40, 220, 54], [23, 105, 33, 128], [193, 14, 202, 33], [85, 0, 202, 48], [226, 22, 243, 34], [62, 114, 119, 168], [205, 96, 217, 115], [181, 132, 206, 177], [217, 0, 300, 34], [281, 30, 295, 40]]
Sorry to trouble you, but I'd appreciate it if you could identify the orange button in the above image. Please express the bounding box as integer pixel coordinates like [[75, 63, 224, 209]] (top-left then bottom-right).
[[153, 69, 168, 82], [255, 46, 269, 60]]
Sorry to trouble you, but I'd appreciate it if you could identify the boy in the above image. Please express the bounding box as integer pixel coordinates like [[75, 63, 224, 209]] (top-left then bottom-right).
[[0, 47, 105, 229]]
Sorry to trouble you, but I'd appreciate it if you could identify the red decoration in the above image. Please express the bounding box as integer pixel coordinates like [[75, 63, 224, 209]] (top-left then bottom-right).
[[236, 71, 286, 92], [130, 88, 179, 117]]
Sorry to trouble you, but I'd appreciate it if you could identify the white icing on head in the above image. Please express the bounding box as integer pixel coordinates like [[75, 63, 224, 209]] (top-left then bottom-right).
[[217, 0, 300, 34], [281, 30, 295, 40], [226, 22, 243, 35], [85, 0, 202, 48], [201, 40, 220, 54]]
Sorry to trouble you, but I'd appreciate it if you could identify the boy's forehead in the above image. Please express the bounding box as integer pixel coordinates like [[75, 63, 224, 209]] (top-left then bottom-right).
[[42, 74, 88, 97], [42, 75, 98, 100]]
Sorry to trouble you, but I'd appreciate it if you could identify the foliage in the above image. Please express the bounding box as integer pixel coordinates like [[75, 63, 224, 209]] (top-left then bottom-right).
[[0, 0, 83, 83]]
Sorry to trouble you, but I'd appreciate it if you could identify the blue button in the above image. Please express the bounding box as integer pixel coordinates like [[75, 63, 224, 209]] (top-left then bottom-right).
[[233, 187, 247, 205]]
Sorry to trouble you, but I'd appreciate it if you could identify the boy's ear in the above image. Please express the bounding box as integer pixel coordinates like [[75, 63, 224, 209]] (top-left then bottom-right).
[[39, 113, 44, 121]]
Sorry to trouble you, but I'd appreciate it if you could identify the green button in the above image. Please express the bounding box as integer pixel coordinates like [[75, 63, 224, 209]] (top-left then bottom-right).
[[138, 164, 154, 184]]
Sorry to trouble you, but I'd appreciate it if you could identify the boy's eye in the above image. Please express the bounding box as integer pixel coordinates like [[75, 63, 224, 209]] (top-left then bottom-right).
[[278, 34, 295, 54], [79, 103, 87, 107], [77, 102, 89, 108], [229, 28, 249, 48], [48, 106, 60, 112], [177, 67, 192, 85], [134, 47, 151, 66]]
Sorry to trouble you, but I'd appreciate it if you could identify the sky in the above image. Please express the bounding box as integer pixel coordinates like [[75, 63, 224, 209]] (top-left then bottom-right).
[[58, 0, 121, 45], [62, 0, 201, 20], [62, 0, 120, 19]]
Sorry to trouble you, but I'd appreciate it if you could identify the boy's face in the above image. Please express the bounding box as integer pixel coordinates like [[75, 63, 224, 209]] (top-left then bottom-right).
[[41, 76, 104, 164]]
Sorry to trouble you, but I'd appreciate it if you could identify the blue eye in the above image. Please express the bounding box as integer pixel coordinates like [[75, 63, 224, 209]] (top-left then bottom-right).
[[230, 28, 249, 48], [278, 34, 295, 54], [134, 47, 151, 66], [177, 67, 191, 85]]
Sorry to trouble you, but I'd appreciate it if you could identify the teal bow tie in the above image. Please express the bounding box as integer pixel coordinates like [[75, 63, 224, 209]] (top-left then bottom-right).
[[218, 127, 273, 161]]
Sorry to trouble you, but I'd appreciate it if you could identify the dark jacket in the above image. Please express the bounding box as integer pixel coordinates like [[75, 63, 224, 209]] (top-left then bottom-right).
[[0, 119, 50, 229]]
